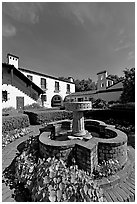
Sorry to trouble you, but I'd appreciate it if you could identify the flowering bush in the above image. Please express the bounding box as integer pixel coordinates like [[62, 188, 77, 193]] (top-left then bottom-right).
[[2, 128, 31, 149], [15, 137, 103, 202], [93, 159, 121, 179]]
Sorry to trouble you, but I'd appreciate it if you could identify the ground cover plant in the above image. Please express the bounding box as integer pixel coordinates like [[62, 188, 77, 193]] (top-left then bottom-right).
[[2, 127, 31, 149], [93, 159, 121, 179], [14, 136, 103, 202]]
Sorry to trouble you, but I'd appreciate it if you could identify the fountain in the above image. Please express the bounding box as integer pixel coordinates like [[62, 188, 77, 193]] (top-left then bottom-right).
[[39, 101, 128, 174], [64, 101, 92, 139]]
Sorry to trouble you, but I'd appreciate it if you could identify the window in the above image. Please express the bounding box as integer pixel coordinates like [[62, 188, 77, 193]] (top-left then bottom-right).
[[85, 97, 88, 101], [101, 83, 104, 88], [27, 75, 33, 81], [41, 94, 47, 101], [55, 81, 60, 91], [2, 91, 8, 102], [66, 84, 70, 93], [41, 78, 47, 89], [108, 80, 111, 87], [78, 98, 84, 102]]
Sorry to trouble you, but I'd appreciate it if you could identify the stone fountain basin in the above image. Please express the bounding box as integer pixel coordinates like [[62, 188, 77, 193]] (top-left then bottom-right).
[[64, 101, 92, 111], [39, 119, 127, 173]]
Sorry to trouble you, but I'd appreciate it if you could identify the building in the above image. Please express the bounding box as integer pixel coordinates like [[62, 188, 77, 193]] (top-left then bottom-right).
[[2, 53, 75, 109], [2, 62, 44, 109], [65, 70, 123, 103]]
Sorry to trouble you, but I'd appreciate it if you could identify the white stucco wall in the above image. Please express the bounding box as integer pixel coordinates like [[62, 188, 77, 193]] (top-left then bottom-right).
[[20, 71, 75, 108], [2, 84, 36, 109]]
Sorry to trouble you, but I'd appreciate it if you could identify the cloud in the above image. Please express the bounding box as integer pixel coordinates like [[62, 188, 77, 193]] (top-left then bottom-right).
[[114, 42, 132, 52], [128, 51, 134, 60], [2, 23, 16, 37], [2, 2, 43, 24], [60, 3, 112, 26]]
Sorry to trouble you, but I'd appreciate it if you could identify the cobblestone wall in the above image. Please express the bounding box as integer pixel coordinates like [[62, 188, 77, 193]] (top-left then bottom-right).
[[98, 141, 127, 166], [39, 142, 74, 162], [75, 144, 98, 174]]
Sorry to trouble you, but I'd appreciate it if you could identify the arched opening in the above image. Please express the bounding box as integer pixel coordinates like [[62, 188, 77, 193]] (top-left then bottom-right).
[[51, 95, 63, 107]]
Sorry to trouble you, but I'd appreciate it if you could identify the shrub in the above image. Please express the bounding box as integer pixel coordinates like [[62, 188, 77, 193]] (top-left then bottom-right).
[[2, 114, 30, 133], [93, 159, 121, 179], [2, 127, 31, 148], [92, 99, 108, 109], [24, 103, 43, 110], [84, 109, 135, 123], [24, 110, 73, 125], [110, 102, 135, 110], [2, 107, 19, 116]]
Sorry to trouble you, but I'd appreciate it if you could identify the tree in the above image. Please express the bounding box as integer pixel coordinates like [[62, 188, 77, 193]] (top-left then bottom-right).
[[108, 74, 124, 83], [74, 78, 97, 92], [58, 77, 69, 82], [120, 68, 135, 103]]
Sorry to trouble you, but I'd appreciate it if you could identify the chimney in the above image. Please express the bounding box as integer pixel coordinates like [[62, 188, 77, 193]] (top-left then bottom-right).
[[68, 76, 74, 83], [7, 53, 19, 69]]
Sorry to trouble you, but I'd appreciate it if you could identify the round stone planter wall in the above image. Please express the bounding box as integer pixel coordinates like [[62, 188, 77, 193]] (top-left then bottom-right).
[[91, 127, 127, 166], [39, 132, 76, 162], [39, 119, 128, 174]]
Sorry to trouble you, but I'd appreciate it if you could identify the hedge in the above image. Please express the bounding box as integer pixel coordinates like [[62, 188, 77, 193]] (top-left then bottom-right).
[[24, 110, 73, 125], [2, 114, 30, 133], [84, 109, 135, 124], [110, 103, 135, 110]]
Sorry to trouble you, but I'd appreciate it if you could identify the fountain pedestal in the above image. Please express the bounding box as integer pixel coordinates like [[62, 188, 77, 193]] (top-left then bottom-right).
[[64, 101, 92, 139]]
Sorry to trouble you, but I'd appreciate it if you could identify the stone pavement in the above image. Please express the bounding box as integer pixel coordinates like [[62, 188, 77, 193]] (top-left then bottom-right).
[[102, 146, 135, 202], [2, 125, 135, 202]]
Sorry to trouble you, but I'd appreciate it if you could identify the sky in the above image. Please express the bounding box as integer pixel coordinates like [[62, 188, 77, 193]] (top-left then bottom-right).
[[2, 2, 135, 82]]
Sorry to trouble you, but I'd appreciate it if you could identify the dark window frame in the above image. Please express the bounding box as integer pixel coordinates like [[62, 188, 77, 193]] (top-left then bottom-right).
[[2, 90, 8, 102], [27, 75, 33, 81], [41, 94, 47, 101], [55, 81, 60, 91], [41, 78, 47, 89], [66, 84, 70, 93]]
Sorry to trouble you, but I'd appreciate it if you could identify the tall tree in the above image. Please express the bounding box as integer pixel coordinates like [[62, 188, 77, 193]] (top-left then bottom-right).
[[120, 68, 135, 103], [74, 78, 97, 92], [108, 74, 124, 83]]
